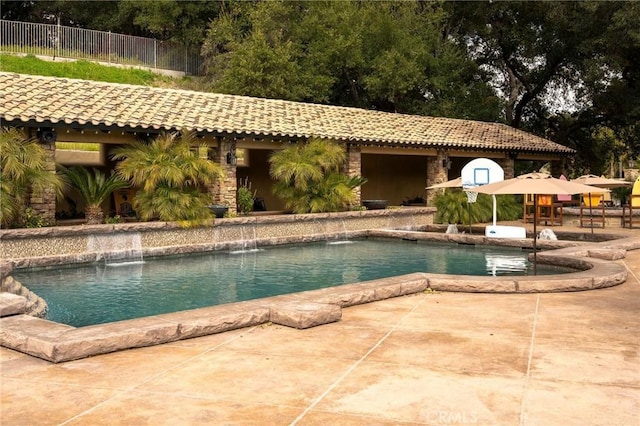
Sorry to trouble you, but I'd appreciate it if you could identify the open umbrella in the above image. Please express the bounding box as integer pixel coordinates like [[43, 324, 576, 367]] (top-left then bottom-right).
[[570, 174, 631, 232], [571, 174, 631, 188], [474, 172, 609, 274], [426, 176, 462, 189]]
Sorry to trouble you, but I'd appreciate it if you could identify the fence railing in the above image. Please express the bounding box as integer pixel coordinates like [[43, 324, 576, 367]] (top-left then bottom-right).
[[0, 19, 204, 76]]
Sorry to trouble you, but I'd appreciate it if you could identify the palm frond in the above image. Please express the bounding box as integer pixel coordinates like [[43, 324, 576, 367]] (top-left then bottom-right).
[[61, 166, 128, 207], [111, 131, 223, 224], [0, 127, 65, 227], [270, 139, 367, 213]]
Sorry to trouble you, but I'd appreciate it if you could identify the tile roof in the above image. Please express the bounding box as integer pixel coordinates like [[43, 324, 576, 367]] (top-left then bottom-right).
[[0, 72, 574, 154]]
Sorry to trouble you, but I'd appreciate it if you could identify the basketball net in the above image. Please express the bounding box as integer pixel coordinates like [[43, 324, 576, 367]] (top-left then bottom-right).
[[465, 190, 478, 203]]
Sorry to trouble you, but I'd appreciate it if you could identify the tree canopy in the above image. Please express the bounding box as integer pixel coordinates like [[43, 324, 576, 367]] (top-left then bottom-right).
[[449, 1, 640, 172], [202, 0, 502, 121]]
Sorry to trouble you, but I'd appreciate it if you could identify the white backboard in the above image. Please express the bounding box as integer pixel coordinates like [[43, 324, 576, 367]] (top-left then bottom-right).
[[461, 158, 504, 189]]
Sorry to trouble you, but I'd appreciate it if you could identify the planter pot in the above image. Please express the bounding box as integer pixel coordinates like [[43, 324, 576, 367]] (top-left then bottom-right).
[[362, 200, 388, 210], [208, 205, 229, 218]]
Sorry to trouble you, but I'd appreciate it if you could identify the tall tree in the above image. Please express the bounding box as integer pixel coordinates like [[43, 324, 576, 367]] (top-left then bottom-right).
[[118, 0, 223, 45], [1, 0, 222, 45], [450, 0, 640, 168], [202, 0, 501, 120]]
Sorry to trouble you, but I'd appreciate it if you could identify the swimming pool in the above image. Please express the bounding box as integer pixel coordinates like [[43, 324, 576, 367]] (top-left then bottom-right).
[[15, 239, 571, 327]]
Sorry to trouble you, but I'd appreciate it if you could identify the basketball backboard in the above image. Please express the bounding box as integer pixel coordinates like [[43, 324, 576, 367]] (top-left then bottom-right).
[[460, 158, 504, 189]]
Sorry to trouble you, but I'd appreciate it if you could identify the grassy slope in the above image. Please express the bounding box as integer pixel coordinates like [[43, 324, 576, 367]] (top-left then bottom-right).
[[0, 54, 203, 151], [0, 53, 198, 88]]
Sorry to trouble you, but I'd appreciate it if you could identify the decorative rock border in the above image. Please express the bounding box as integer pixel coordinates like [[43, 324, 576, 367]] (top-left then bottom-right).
[[0, 262, 48, 318], [0, 292, 27, 316], [0, 273, 427, 363]]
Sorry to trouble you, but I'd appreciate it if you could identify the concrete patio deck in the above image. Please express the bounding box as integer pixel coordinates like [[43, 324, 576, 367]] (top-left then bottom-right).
[[1, 224, 639, 425]]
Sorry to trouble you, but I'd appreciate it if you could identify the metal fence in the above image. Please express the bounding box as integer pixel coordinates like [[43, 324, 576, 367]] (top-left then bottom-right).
[[0, 19, 204, 76]]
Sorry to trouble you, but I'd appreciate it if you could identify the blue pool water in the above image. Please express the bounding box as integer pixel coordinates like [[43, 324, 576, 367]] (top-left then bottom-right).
[[15, 239, 570, 327]]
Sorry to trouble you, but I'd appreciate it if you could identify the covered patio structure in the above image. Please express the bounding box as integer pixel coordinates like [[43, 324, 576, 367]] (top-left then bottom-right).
[[0, 72, 575, 222]]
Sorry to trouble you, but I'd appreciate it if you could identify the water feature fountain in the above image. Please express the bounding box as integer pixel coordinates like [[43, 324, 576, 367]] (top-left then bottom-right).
[[87, 232, 143, 265], [325, 218, 352, 245], [387, 212, 418, 231], [229, 223, 260, 254]]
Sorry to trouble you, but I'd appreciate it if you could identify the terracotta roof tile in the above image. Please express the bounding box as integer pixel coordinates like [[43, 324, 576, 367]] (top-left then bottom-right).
[[0, 72, 574, 154]]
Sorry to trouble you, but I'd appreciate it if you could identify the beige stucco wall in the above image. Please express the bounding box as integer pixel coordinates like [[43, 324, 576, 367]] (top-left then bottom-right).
[[361, 154, 429, 205], [236, 149, 283, 211]]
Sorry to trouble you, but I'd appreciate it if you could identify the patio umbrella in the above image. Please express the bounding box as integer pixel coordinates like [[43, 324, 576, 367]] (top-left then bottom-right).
[[570, 174, 631, 188], [426, 176, 462, 189], [570, 174, 631, 232], [474, 172, 608, 274]]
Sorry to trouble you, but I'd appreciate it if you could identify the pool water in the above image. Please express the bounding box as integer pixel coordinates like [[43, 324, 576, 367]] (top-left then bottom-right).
[[15, 239, 570, 327]]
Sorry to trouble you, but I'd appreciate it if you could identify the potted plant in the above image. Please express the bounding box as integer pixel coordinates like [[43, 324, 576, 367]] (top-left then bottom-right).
[[237, 177, 256, 215]]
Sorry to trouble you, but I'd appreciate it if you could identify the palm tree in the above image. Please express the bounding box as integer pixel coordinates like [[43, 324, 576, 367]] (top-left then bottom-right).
[[269, 138, 367, 213], [433, 190, 522, 225], [0, 127, 65, 228], [61, 166, 129, 225], [111, 132, 224, 226]]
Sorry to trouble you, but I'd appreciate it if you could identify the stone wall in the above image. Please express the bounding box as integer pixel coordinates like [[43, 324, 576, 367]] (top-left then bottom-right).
[[495, 156, 515, 179], [29, 143, 57, 223], [346, 144, 362, 205], [425, 151, 449, 206], [209, 137, 237, 212], [0, 208, 436, 269], [0, 262, 48, 317]]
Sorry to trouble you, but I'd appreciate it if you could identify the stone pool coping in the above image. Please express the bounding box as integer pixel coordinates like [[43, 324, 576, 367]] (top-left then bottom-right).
[[2, 228, 638, 363]]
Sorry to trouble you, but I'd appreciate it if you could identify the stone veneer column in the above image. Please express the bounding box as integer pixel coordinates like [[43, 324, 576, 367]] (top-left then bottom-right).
[[29, 143, 57, 224], [209, 137, 237, 213], [425, 150, 449, 206], [496, 155, 515, 179], [346, 144, 362, 206]]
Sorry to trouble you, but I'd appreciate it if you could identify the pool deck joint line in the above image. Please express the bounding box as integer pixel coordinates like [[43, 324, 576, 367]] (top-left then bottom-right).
[[1, 229, 638, 363]]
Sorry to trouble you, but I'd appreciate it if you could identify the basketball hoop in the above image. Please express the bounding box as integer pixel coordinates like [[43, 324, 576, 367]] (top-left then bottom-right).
[[465, 190, 478, 203]]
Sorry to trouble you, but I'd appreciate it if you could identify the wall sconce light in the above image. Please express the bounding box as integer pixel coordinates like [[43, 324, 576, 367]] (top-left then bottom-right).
[[226, 151, 237, 166], [442, 156, 452, 170], [37, 128, 57, 144], [628, 159, 635, 169]]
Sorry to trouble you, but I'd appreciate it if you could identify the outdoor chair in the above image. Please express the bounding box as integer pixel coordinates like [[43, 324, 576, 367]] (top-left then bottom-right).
[[523, 194, 563, 226], [580, 193, 605, 228], [622, 194, 640, 228]]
